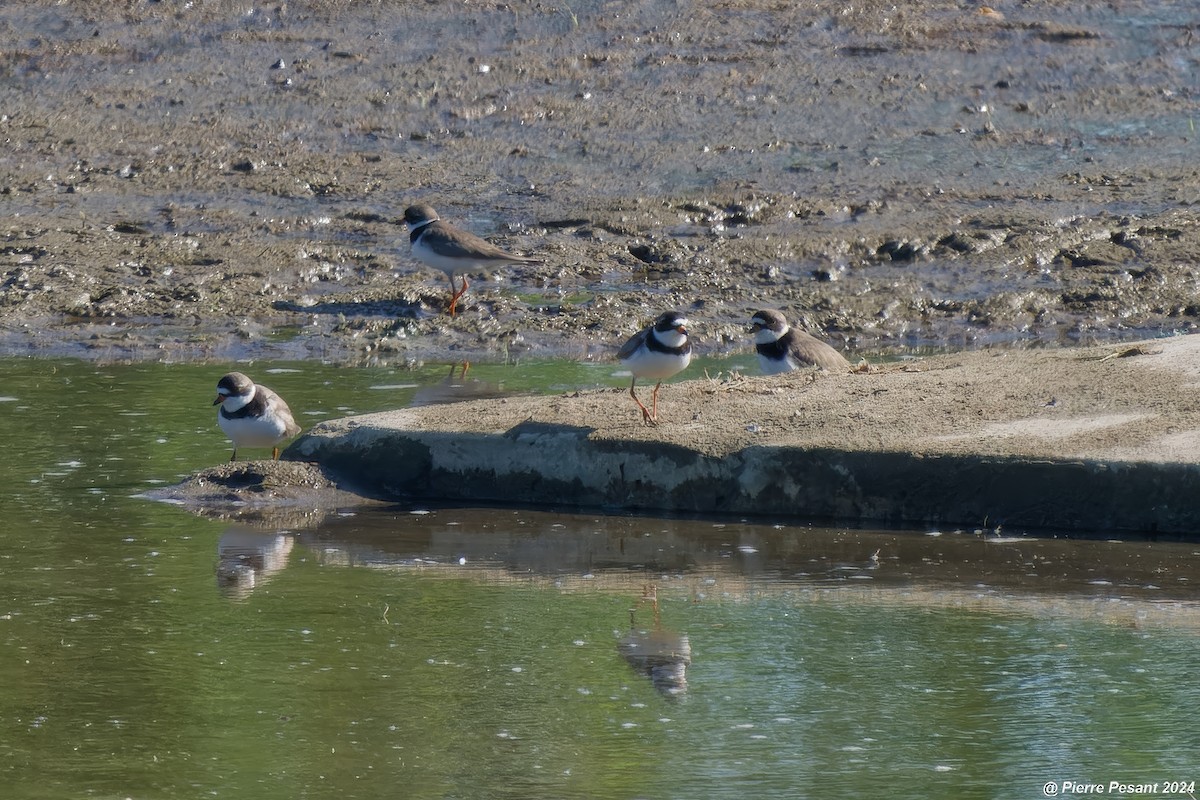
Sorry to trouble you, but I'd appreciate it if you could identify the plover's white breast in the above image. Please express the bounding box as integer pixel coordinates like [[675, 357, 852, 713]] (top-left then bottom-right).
[[622, 343, 692, 381], [218, 407, 292, 447], [757, 352, 794, 375]]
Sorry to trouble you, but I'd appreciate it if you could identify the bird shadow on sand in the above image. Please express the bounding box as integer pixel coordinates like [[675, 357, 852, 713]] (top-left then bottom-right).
[[502, 419, 598, 441]]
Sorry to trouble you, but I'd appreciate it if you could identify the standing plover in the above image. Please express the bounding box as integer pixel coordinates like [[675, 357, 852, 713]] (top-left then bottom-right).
[[213, 372, 301, 461], [617, 310, 693, 425], [404, 204, 541, 316]]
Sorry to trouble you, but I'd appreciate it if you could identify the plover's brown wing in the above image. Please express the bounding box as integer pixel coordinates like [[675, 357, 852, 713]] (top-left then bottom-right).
[[261, 386, 301, 437], [788, 331, 850, 371], [425, 221, 541, 264], [617, 325, 650, 362]]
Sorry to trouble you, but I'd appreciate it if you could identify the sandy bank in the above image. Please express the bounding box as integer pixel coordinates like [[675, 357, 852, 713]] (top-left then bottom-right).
[[281, 335, 1200, 535]]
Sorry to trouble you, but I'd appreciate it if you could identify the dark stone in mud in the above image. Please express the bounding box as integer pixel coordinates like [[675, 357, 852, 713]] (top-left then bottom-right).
[[1058, 249, 1112, 269], [876, 240, 926, 262], [628, 242, 687, 267], [1031, 24, 1102, 43], [937, 232, 996, 254]]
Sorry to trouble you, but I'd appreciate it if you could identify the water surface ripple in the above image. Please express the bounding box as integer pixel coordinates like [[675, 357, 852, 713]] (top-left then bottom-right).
[[1, 358, 1197, 799]]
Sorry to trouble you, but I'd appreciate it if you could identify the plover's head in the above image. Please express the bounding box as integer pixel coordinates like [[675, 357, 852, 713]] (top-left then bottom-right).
[[214, 371, 255, 408], [403, 204, 440, 231], [651, 310, 690, 347], [653, 310, 689, 335], [749, 309, 789, 343]]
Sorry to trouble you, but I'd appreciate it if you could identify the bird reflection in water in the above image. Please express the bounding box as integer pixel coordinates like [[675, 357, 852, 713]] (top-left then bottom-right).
[[216, 528, 295, 599], [409, 363, 507, 408], [617, 585, 691, 698]]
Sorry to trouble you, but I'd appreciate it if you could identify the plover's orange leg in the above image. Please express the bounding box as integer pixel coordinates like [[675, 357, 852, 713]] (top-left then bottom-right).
[[629, 378, 656, 426], [649, 381, 665, 423], [447, 274, 470, 316]]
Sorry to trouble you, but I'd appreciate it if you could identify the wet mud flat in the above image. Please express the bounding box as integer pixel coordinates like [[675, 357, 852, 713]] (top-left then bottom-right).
[[0, 1, 1198, 364]]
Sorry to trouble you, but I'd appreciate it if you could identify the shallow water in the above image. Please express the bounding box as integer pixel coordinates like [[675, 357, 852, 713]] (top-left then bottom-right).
[[3, 357, 1200, 799]]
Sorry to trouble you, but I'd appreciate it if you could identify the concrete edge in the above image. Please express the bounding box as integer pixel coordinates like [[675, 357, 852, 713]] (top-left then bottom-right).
[[288, 418, 1200, 536]]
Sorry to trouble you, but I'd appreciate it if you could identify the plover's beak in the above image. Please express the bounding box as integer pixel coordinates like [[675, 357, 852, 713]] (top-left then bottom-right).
[[676, 325, 687, 334], [212, 394, 224, 406]]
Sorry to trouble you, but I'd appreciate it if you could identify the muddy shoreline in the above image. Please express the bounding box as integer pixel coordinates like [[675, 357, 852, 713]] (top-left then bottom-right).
[[2, 1, 1198, 364]]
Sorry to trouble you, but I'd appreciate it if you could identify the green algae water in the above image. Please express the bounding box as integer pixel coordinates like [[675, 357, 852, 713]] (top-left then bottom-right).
[[2, 358, 1199, 800]]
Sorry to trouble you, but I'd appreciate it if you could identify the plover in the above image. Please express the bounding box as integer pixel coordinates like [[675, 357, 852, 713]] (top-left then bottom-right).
[[617, 310, 693, 425], [213, 372, 301, 461], [749, 309, 849, 374], [403, 203, 541, 316]]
